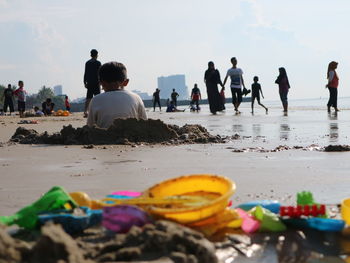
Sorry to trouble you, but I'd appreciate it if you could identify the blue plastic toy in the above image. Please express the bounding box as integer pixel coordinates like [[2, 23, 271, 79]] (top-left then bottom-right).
[[283, 217, 345, 232], [237, 200, 281, 214], [38, 207, 102, 234]]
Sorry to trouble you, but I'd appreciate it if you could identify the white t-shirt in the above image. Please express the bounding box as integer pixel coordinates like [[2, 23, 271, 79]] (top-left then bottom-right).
[[87, 90, 147, 128], [226, 68, 243, 89]]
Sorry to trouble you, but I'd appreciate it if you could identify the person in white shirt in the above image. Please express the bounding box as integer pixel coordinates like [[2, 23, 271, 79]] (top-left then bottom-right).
[[223, 57, 247, 113], [87, 61, 147, 128]]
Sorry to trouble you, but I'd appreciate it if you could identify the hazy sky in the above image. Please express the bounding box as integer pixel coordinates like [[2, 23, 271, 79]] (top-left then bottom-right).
[[0, 0, 349, 100]]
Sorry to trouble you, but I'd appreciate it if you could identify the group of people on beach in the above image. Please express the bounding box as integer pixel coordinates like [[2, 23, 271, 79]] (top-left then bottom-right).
[[204, 57, 288, 115], [2, 48, 339, 130], [1, 81, 71, 117]]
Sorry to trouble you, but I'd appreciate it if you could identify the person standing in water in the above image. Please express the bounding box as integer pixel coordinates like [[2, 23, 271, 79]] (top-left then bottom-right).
[[153, 88, 161, 111], [223, 57, 247, 113], [204, 61, 225, 114], [326, 61, 339, 112], [251, 76, 268, 114], [275, 67, 290, 113], [3, 84, 14, 115]]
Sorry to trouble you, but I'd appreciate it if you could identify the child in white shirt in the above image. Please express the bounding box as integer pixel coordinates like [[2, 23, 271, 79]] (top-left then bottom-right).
[[87, 62, 147, 128]]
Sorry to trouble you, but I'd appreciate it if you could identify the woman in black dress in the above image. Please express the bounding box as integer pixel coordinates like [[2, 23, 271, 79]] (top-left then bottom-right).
[[204, 61, 225, 114]]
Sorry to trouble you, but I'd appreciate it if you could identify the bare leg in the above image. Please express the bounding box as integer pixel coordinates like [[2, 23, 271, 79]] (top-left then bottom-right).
[[251, 101, 254, 113], [84, 98, 91, 117], [283, 102, 288, 112]]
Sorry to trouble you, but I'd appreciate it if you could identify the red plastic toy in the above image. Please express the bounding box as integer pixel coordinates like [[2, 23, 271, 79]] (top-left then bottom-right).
[[280, 205, 326, 217]]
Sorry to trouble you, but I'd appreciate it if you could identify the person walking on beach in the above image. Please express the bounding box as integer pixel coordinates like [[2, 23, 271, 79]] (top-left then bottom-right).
[[204, 61, 225, 114], [153, 88, 161, 111], [190, 83, 201, 112], [275, 67, 290, 113], [171, 89, 179, 107], [14, 81, 26, 118], [87, 61, 147, 128], [251, 76, 268, 114], [326, 61, 339, 112], [3, 84, 14, 115], [223, 57, 247, 113], [84, 49, 101, 118]]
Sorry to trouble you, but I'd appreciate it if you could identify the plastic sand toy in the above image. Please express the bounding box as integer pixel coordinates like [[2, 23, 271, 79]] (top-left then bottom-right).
[[250, 206, 286, 232], [143, 174, 235, 224], [236, 208, 260, 234], [280, 205, 326, 217], [237, 200, 281, 214], [0, 186, 77, 229], [103, 205, 151, 233], [38, 207, 102, 234], [283, 217, 345, 232]]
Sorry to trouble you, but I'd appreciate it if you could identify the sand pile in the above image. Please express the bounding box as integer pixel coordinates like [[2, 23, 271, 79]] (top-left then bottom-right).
[[0, 221, 217, 263], [10, 118, 226, 145]]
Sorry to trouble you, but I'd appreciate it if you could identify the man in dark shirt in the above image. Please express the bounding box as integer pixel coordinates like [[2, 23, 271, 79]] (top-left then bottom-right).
[[3, 84, 14, 115], [153, 88, 161, 112], [84, 49, 101, 117], [171, 88, 179, 107]]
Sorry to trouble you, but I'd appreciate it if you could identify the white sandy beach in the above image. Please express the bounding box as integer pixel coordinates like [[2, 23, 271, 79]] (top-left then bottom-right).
[[1, 100, 350, 216]]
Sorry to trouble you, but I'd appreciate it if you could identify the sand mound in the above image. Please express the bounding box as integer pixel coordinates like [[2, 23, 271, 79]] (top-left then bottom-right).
[[0, 221, 217, 263], [324, 145, 350, 152], [11, 118, 225, 145]]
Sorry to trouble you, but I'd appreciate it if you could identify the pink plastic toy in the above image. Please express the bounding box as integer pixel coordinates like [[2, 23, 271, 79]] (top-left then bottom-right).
[[236, 208, 260, 233]]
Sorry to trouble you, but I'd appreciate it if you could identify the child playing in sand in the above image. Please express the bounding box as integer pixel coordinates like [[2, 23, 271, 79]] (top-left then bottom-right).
[[34, 106, 44, 116], [251, 76, 268, 114], [87, 62, 147, 128], [14, 80, 27, 118]]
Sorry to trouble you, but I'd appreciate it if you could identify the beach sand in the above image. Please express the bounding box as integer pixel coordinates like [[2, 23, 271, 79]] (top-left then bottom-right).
[[1, 102, 350, 216]]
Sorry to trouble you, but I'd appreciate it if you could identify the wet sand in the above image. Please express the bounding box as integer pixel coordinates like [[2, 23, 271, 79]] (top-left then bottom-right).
[[1, 102, 350, 216]]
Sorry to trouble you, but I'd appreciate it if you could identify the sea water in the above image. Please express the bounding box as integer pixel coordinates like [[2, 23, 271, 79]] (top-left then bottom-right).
[[147, 97, 350, 147]]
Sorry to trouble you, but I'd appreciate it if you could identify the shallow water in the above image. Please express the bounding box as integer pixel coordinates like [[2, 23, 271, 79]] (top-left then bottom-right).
[[147, 97, 350, 147]]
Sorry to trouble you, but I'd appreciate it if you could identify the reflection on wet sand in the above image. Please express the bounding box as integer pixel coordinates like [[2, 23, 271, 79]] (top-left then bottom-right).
[[252, 124, 262, 139], [328, 112, 339, 143], [280, 123, 290, 141]]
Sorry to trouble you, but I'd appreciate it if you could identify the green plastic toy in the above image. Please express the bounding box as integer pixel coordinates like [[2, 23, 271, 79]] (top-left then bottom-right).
[[297, 191, 316, 206], [0, 186, 77, 229], [250, 206, 286, 232]]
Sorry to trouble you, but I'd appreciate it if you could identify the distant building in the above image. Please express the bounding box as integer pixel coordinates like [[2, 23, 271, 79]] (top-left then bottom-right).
[[132, 90, 152, 100], [157, 74, 188, 100], [53, 85, 63, 96]]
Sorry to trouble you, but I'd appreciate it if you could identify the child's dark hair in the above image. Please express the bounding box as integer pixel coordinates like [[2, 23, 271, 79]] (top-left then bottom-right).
[[90, 49, 98, 57], [99, 62, 127, 83], [34, 106, 39, 111], [253, 76, 259, 82]]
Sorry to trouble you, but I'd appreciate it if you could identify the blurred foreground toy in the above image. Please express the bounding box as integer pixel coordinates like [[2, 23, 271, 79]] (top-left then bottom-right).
[[0, 186, 77, 229], [236, 208, 260, 233], [103, 205, 151, 233], [280, 205, 326, 217], [341, 198, 350, 225], [237, 200, 280, 214], [38, 206, 102, 234], [143, 174, 235, 224], [283, 217, 345, 232], [250, 206, 286, 232]]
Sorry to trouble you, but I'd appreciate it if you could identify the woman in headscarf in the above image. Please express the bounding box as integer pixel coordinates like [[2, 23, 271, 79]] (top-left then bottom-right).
[[204, 61, 225, 114], [275, 67, 290, 113], [326, 61, 339, 112]]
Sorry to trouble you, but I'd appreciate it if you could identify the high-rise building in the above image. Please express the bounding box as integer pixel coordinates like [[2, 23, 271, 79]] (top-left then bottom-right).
[[132, 90, 152, 100], [157, 74, 188, 100], [53, 85, 63, 96]]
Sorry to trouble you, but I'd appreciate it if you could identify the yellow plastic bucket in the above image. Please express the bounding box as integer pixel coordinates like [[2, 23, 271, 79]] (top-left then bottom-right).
[[341, 198, 350, 225], [143, 174, 235, 224]]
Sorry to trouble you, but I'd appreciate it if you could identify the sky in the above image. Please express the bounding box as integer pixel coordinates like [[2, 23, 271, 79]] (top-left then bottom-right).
[[0, 0, 350, 101]]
